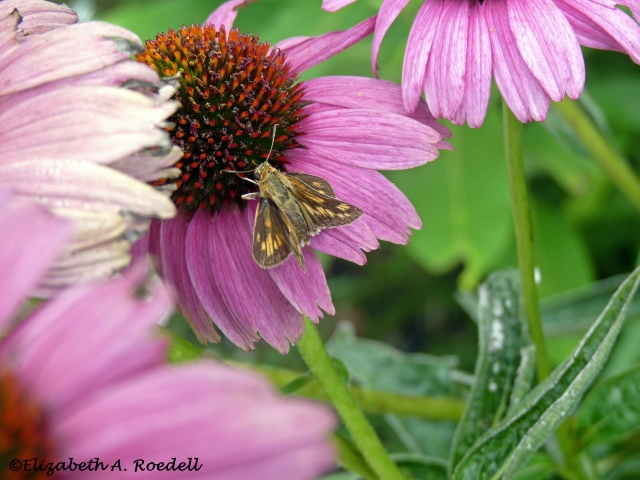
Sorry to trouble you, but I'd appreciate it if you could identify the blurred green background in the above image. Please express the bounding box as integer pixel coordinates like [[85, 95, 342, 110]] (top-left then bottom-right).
[[60, 0, 640, 373]]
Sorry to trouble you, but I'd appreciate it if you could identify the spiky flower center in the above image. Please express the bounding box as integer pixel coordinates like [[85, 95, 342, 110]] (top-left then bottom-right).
[[0, 368, 56, 478], [136, 24, 306, 214]]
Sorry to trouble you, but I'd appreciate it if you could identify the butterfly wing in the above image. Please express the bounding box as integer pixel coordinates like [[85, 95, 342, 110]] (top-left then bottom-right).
[[286, 175, 363, 236], [287, 173, 336, 198], [252, 197, 306, 271]]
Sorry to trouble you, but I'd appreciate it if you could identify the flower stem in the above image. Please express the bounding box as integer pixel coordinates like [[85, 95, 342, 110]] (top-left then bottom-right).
[[298, 318, 407, 480], [553, 98, 640, 215], [502, 102, 551, 382]]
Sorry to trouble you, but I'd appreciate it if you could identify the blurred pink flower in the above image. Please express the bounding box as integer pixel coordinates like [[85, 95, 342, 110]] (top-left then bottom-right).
[[323, 0, 640, 126], [0, 0, 181, 293], [135, 0, 451, 353], [0, 192, 336, 480]]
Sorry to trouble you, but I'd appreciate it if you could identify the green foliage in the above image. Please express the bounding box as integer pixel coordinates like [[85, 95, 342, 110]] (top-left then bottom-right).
[[449, 271, 530, 469], [452, 266, 640, 480]]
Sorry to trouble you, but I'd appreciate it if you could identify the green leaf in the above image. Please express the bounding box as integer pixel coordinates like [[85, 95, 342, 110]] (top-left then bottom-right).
[[577, 364, 640, 446], [327, 322, 468, 397], [507, 345, 537, 416], [452, 266, 640, 480], [161, 326, 203, 363], [278, 372, 313, 395], [327, 322, 468, 459], [392, 453, 448, 480], [449, 270, 531, 470]]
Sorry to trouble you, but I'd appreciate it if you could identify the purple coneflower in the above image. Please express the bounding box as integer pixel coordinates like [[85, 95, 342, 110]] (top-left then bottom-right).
[[323, 0, 640, 127], [0, 0, 181, 293], [135, 0, 451, 353], [0, 192, 336, 480]]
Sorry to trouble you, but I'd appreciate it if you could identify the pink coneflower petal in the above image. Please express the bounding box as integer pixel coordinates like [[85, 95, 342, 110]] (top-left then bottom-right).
[[299, 109, 441, 169], [322, 0, 359, 11], [0, 193, 73, 325], [486, 0, 550, 122], [372, 0, 412, 76], [204, 0, 257, 29], [54, 363, 335, 479], [0, 87, 176, 165], [555, 0, 640, 62], [309, 222, 379, 265], [509, 0, 584, 100], [423, 0, 469, 121], [276, 16, 376, 73], [0, 22, 144, 96], [187, 207, 303, 352], [453, 0, 492, 127], [302, 75, 452, 147], [0, 0, 76, 34], [149, 217, 221, 343], [3, 264, 170, 409], [266, 246, 336, 322], [0, 159, 175, 220], [402, 0, 443, 113]]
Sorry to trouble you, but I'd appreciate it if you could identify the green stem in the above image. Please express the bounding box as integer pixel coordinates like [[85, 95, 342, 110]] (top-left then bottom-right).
[[553, 98, 640, 215], [503, 104, 578, 476], [502, 102, 551, 382], [298, 318, 407, 480]]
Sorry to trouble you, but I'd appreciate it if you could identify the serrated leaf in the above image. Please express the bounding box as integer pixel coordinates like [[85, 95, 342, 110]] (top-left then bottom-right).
[[449, 270, 530, 470], [452, 266, 640, 480], [577, 364, 640, 446]]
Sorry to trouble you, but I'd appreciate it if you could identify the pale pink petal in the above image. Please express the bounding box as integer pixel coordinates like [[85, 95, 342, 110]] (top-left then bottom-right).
[[423, 0, 470, 120], [372, 0, 412, 75], [0, 194, 73, 326], [267, 248, 335, 321], [402, 1, 444, 114], [0, 87, 177, 165], [111, 146, 182, 183], [3, 264, 170, 409], [149, 216, 221, 343], [302, 75, 452, 144], [55, 363, 336, 480], [1, 0, 77, 34], [322, 0, 359, 11], [453, 0, 492, 127], [299, 109, 442, 169], [509, 0, 585, 100], [277, 16, 376, 73], [287, 151, 421, 244], [0, 22, 143, 96], [554, 0, 640, 62], [485, 0, 550, 122], [204, 0, 256, 29], [0, 159, 176, 220]]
